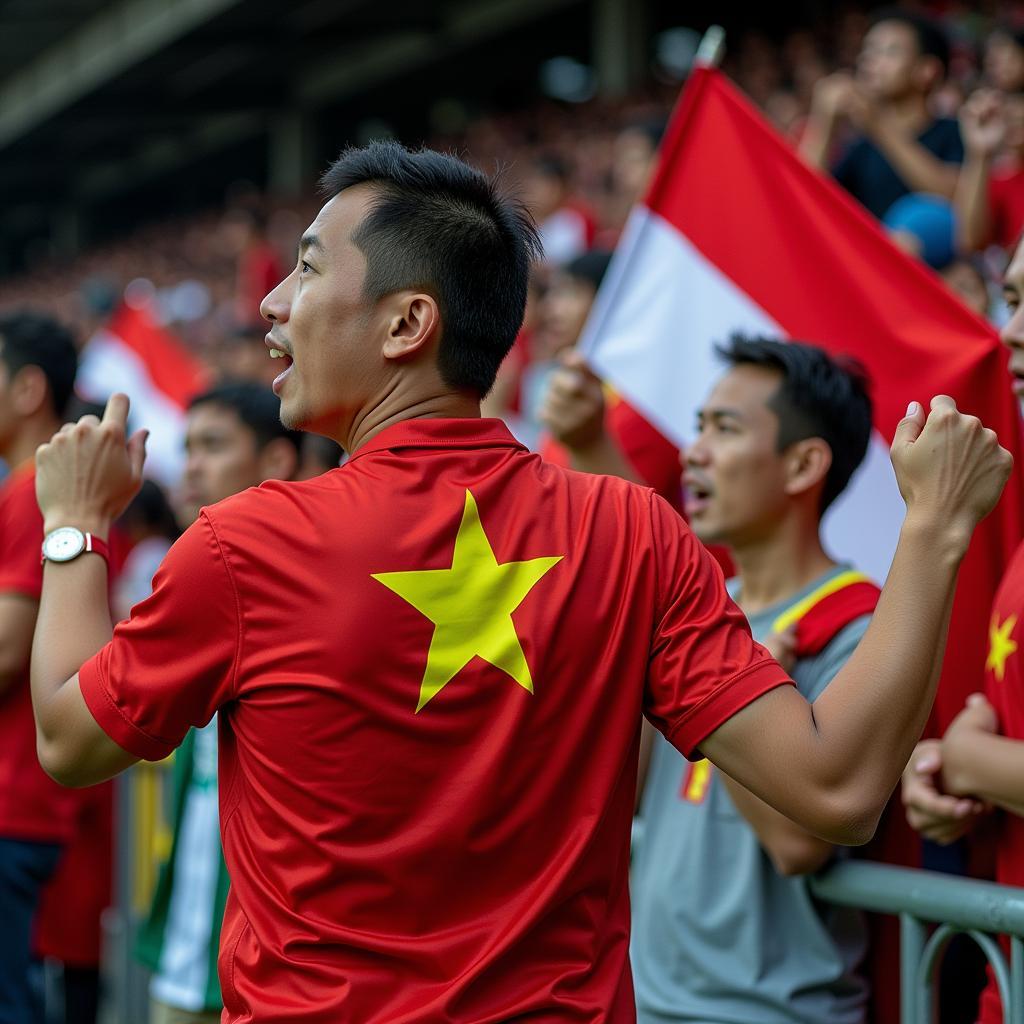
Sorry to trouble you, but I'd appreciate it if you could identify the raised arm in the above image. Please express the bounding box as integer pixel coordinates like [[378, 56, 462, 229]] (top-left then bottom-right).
[[954, 90, 1005, 252], [539, 350, 640, 483], [31, 396, 148, 785], [701, 398, 1012, 845]]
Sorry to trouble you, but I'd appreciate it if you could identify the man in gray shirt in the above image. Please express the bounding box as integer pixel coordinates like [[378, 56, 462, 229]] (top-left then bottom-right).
[[632, 336, 875, 1024]]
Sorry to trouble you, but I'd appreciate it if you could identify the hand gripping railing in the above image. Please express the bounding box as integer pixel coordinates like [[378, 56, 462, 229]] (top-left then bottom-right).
[[809, 860, 1024, 1023]]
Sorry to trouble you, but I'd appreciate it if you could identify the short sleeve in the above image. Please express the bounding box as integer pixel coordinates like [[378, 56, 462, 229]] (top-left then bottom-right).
[[0, 476, 44, 599], [79, 513, 240, 761], [644, 495, 792, 759]]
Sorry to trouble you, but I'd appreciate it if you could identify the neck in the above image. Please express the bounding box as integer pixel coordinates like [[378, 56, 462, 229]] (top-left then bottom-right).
[[344, 385, 481, 454], [1, 417, 60, 471], [728, 513, 836, 615]]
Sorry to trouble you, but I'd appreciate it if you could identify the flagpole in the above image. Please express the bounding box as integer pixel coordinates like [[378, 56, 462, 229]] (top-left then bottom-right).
[[694, 25, 725, 69]]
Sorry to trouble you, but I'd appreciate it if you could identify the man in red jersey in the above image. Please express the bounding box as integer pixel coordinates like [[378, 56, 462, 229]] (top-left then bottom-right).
[[29, 142, 1012, 1023], [0, 311, 80, 1023], [902, 233, 1024, 1024]]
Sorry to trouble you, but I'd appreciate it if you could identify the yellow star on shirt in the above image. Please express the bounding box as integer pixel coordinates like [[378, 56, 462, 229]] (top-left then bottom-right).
[[987, 613, 1019, 682], [372, 490, 562, 712]]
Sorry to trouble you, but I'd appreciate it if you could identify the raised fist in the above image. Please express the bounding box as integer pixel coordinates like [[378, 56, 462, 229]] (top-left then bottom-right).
[[889, 397, 1012, 541]]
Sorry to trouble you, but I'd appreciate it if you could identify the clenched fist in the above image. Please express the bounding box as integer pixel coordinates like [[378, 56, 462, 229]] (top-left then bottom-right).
[[36, 393, 148, 535], [889, 396, 1012, 544], [539, 350, 608, 453]]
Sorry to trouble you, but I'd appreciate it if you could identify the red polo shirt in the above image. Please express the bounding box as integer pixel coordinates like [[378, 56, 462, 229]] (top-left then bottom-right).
[[79, 418, 789, 1023], [0, 464, 79, 843], [978, 539, 1024, 1024]]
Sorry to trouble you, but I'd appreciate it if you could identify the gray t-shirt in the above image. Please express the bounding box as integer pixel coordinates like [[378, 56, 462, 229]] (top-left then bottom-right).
[[631, 566, 870, 1024]]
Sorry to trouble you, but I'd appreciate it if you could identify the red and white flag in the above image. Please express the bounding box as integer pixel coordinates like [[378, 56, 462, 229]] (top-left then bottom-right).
[[581, 66, 1024, 732], [77, 300, 210, 488]]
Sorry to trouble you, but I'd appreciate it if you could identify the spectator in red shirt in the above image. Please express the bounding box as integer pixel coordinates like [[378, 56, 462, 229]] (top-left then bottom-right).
[[903, 233, 1024, 1024], [26, 142, 1012, 1023], [0, 311, 79, 1023], [955, 88, 1024, 253], [224, 208, 285, 330]]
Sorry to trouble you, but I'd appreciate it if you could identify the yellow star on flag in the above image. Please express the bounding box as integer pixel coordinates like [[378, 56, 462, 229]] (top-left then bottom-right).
[[372, 490, 562, 712], [987, 613, 1019, 682]]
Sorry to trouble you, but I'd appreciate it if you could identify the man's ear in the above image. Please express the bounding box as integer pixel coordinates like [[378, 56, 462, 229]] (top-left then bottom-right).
[[11, 365, 49, 419], [258, 437, 299, 482], [382, 293, 440, 361], [783, 437, 832, 500]]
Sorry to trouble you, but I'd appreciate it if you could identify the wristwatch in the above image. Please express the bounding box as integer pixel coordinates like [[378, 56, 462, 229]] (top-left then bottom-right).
[[40, 527, 110, 566]]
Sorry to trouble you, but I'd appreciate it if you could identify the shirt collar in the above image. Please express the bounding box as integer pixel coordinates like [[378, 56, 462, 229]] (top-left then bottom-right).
[[346, 417, 526, 464]]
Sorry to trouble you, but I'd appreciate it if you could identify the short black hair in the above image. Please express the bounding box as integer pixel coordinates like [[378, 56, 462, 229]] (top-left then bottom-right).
[[871, 7, 950, 76], [564, 249, 613, 291], [0, 310, 78, 418], [320, 140, 542, 397], [189, 381, 302, 454], [716, 335, 874, 515]]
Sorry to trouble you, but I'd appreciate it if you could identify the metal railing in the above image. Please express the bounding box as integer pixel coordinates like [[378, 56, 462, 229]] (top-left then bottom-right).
[[810, 861, 1024, 1023]]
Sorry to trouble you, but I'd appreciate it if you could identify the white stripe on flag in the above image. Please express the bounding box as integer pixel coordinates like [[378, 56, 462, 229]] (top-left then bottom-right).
[[77, 329, 186, 488], [582, 205, 903, 584]]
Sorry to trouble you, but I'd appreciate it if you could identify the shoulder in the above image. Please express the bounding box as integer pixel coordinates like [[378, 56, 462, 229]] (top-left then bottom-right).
[[203, 473, 343, 528]]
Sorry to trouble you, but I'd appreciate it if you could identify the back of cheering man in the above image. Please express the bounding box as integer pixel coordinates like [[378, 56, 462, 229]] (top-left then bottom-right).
[[0, 312, 79, 1023], [136, 382, 300, 1024], [632, 337, 876, 1024], [25, 142, 1013, 1022]]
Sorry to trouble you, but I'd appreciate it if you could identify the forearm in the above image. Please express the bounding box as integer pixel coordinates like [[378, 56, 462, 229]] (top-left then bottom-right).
[[800, 111, 838, 169], [944, 732, 1024, 817], [870, 125, 959, 198], [954, 153, 993, 251], [719, 770, 834, 875], [808, 517, 962, 818], [568, 434, 640, 483], [31, 521, 114, 743]]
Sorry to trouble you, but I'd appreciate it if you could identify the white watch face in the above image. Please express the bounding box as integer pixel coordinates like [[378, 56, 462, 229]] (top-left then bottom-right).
[[43, 527, 86, 563]]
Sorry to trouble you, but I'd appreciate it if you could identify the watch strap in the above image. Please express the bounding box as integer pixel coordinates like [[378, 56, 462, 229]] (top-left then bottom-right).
[[40, 530, 111, 566]]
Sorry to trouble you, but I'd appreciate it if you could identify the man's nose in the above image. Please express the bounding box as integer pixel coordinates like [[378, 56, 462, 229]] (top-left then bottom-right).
[[684, 438, 710, 468], [260, 273, 292, 324]]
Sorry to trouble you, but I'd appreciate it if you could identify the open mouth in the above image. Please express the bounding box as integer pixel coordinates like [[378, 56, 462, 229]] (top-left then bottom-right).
[[684, 481, 713, 515], [269, 348, 294, 393]]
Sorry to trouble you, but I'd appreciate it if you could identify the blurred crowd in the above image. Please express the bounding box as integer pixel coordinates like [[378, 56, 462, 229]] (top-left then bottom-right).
[[6, 3, 1024, 1024]]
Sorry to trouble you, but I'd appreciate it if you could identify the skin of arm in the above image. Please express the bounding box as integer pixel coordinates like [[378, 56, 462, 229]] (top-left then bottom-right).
[[799, 73, 852, 170], [956, 151, 995, 252], [701, 398, 1012, 846], [717, 625, 834, 874], [0, 595, 39, 696], [941, 694, 1024, 818], [719, 771, 835, 875], [30, 399, 147, 787], [901, 738, 988, 845], [864, 118, 960, 199], [953, 91, 1006, 252]]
